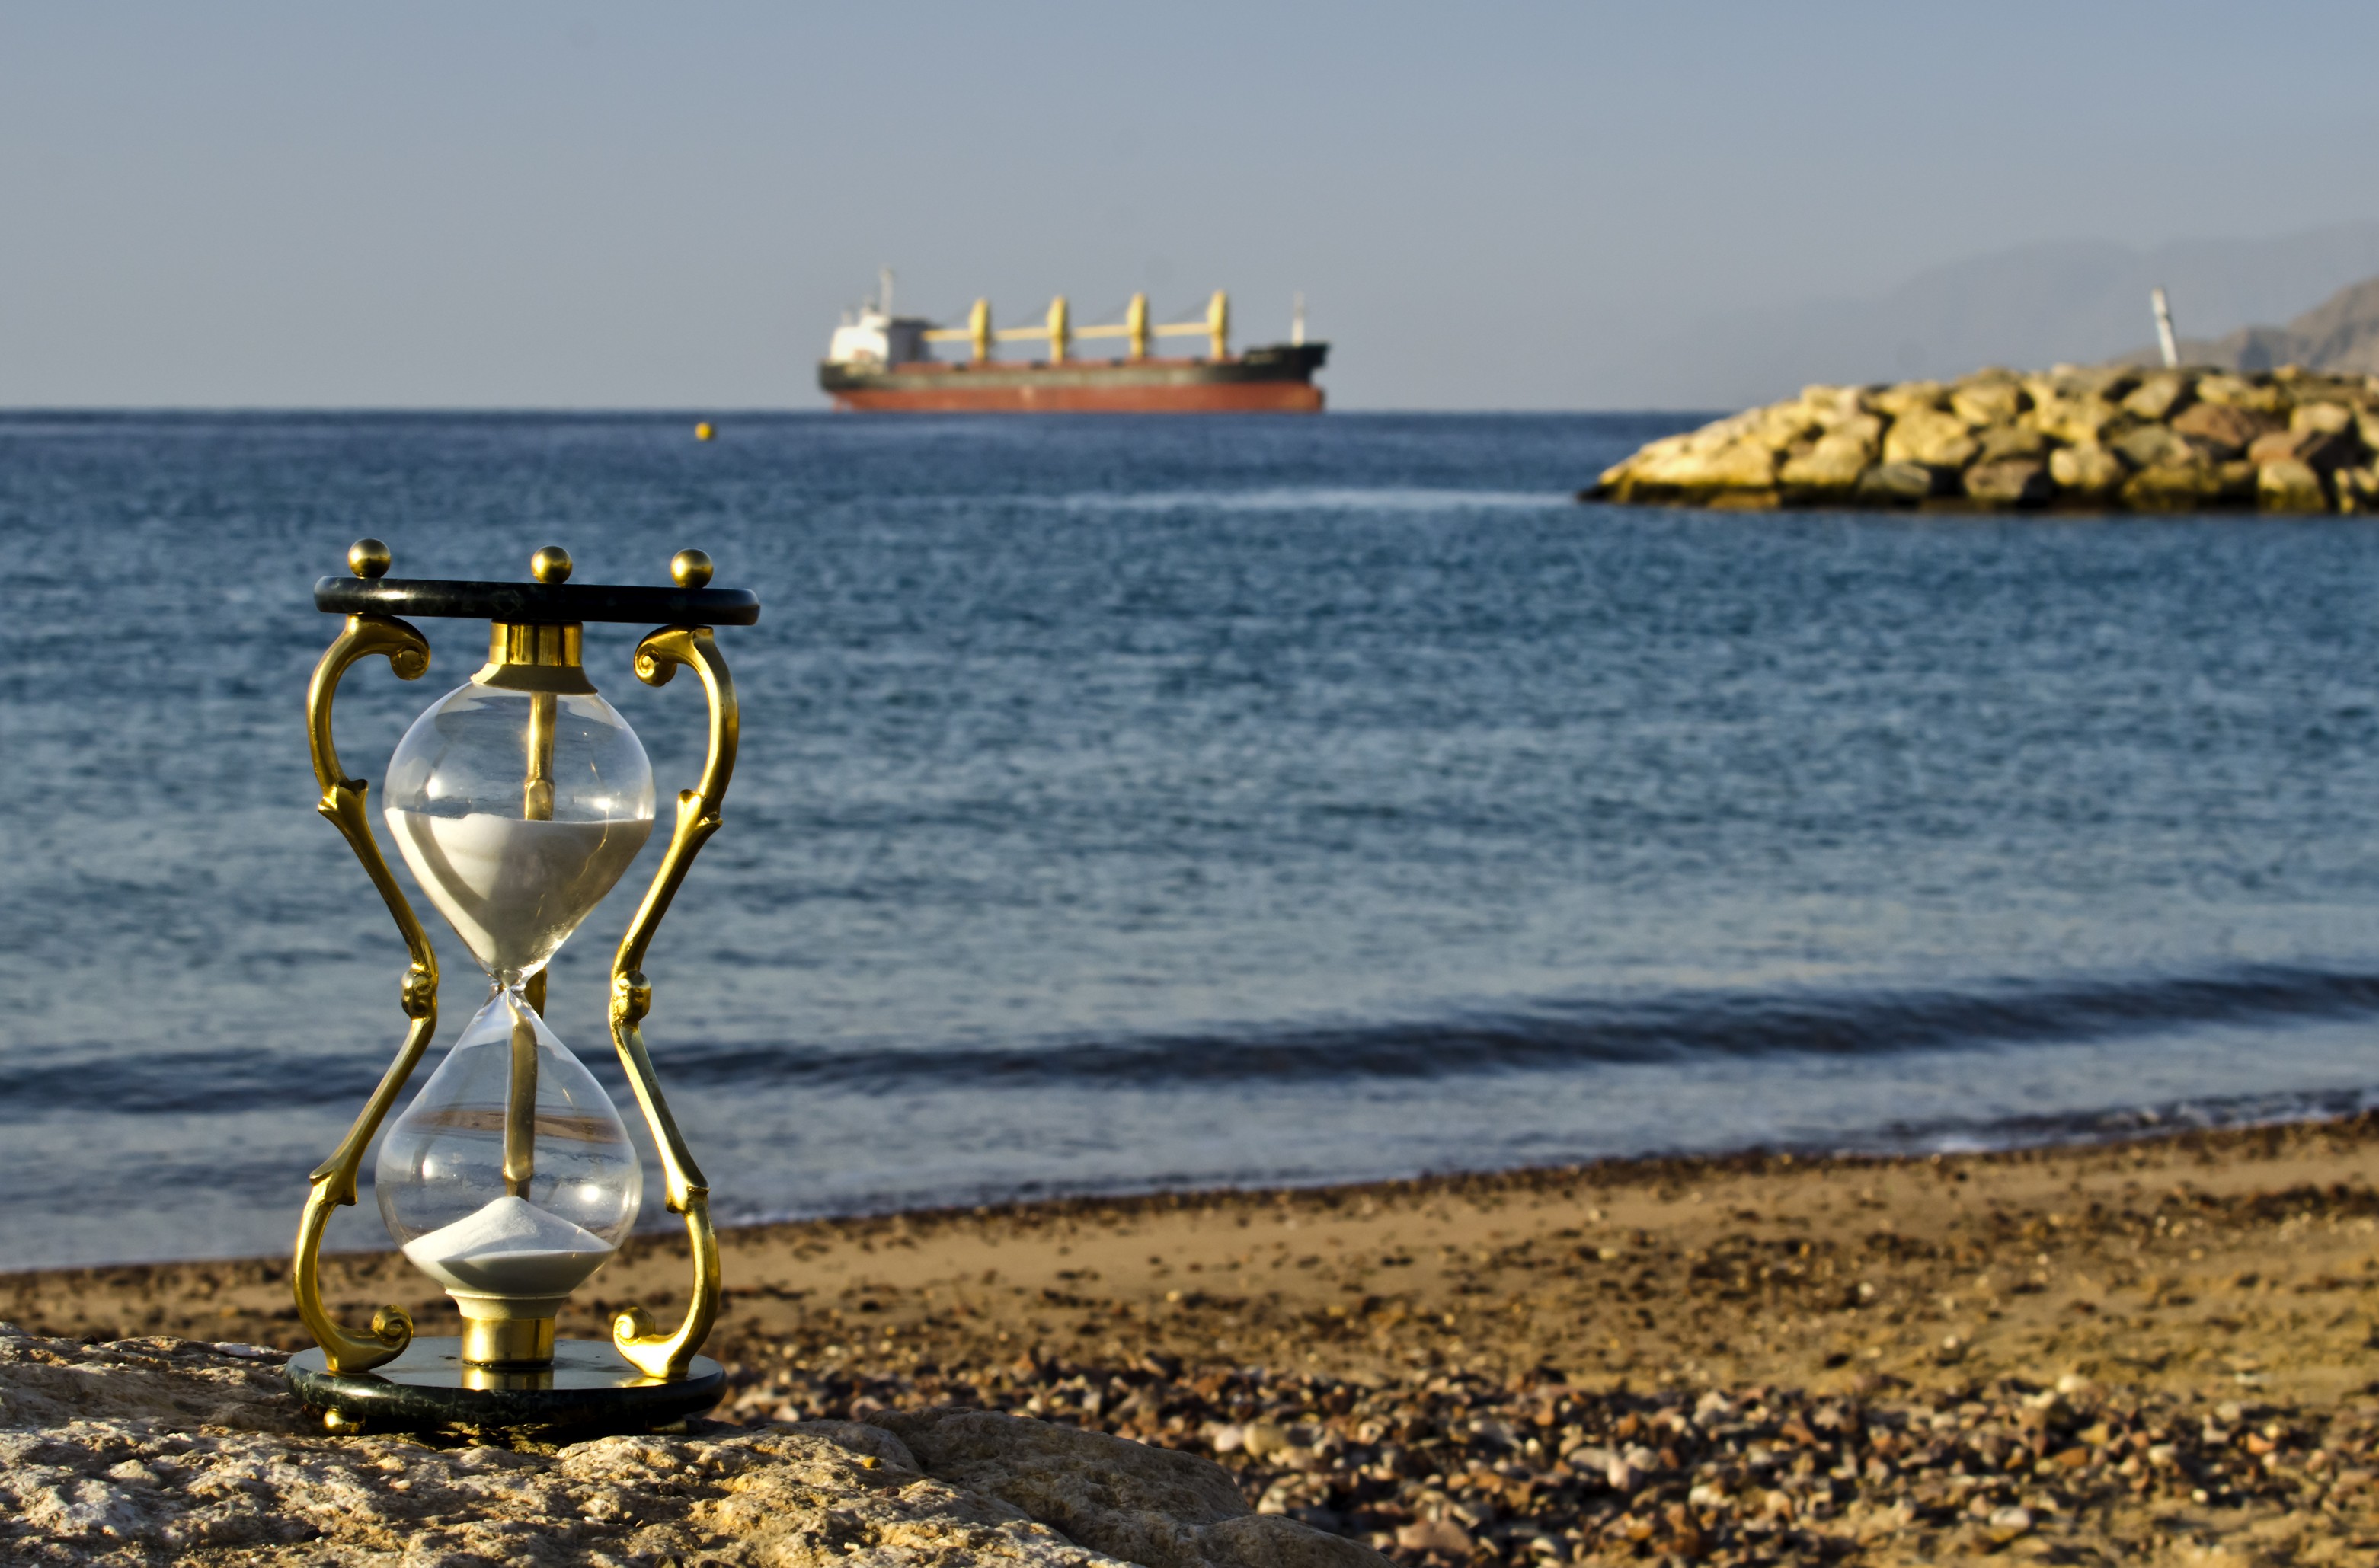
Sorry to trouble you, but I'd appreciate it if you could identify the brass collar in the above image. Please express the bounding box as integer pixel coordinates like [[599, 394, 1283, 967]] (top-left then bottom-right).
[[460, 1314, 558, 1371], [474, 621, 596, 694]]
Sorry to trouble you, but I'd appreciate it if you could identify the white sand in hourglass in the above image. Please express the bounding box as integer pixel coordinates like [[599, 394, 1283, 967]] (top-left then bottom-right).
[[385, 810, 653, 979], [399, 1194, 618, 1298]]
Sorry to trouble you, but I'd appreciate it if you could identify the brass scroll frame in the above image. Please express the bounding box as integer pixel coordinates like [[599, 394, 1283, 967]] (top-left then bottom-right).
[[608, 624, 737, 1378], [294, 613, 438, 1373]]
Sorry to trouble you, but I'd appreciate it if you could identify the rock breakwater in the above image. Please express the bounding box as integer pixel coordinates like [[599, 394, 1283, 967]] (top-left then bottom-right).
[[1586, 365, 2379, 513]]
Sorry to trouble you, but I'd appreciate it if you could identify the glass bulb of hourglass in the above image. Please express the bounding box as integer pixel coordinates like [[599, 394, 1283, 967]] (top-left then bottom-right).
[[381, 682, 656, 986], [375, 671, 654, 1339], [376, 992, 643, 1305]]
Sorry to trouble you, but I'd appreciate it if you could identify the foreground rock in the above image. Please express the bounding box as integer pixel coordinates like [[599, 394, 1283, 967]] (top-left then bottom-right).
[[1586, 364, 2379, 512], [0, 1327, 1384, 1566]]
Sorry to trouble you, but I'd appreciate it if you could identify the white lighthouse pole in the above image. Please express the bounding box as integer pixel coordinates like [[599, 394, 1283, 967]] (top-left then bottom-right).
[[2151, 287, 2179, 369]]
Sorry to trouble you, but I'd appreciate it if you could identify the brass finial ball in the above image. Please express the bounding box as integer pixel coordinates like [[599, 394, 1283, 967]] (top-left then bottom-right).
[[694, 421, 715, 442], [670, 548, 715, 589], [530, 546, 574, 585], [347, 538, 392, 579]]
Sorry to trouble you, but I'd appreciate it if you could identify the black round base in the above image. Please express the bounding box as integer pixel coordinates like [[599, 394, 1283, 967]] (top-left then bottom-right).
[[286, 1337, 725, 1437]]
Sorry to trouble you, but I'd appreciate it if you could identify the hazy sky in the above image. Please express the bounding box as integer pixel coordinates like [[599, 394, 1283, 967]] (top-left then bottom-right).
[[8, 3, 2379, 410]]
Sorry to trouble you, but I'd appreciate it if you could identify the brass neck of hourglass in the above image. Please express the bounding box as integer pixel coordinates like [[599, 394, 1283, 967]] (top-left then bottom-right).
[[474, 621, 596, 695], [461, 1314, 557, 1371], [504, 1004, 539, 1197]]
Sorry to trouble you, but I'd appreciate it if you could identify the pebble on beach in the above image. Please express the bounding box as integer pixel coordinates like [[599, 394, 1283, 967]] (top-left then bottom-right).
[[708, 1336, 2379, 1566]]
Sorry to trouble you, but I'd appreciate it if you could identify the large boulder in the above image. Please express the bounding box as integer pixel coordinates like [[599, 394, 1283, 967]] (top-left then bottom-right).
[[2247, 426, 2361, 473], [1829, 410, 1886, 447], [2113, 423, 2198, 471], [1974, 424, 2050, 462], [2048, 445, 2127, 500], [1869, 382, 1948, 417], [2122, 372, 2195, 421], [1592, 412, 1780, 500], [1855, 461, 1939, 503], [1881, 407, 1979, 468], [1799, 384, 1878, 426], [1747, 402, 1825, 450], [1668, 439, 1779, 490], [1778, 432, 1875, 496], [2258, 459, 2329, 513], [2339, 466, 2379, 513], [1963, 459, 2052, 508], [2170, 401, 2284, 457], [2291, 401, 2357, 435], [0, 1328, 1383, 1568], [2027, 394, 2122, 448], [2031, 365, 2139, 404], [2194, 374, 2292, 415], [1949, 377, 2026, 427], [2121, 464, 2228, 510]]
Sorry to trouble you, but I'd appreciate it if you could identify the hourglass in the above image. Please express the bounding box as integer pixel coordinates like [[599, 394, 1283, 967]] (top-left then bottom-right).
[[285, 541, 759, 1434]]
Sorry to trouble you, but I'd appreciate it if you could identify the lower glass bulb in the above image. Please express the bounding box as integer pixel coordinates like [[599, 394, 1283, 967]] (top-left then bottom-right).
[[376, 989, 642, 1315]]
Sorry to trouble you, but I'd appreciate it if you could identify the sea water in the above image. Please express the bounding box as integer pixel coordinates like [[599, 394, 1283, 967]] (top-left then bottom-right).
[[10, 411, 2379, 1268]]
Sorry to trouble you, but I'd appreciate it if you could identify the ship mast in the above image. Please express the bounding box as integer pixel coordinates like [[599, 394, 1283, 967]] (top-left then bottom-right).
[[919, 289, 1241, 363]]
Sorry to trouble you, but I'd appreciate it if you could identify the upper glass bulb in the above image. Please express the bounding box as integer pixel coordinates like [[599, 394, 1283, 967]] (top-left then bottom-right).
[[382, 682, 656, 986]]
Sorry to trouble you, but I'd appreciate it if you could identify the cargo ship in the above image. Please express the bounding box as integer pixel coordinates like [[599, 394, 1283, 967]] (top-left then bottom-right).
[[818, 274, 1327, 413]]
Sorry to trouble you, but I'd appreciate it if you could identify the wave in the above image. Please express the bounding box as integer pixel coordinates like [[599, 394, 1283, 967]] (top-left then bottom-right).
[[1855, 1084, 2379, 1156], [1033, 487, 1569, 514], [701, 1082, 2379, 1232], [14, 961, 2379, 1122], [649, 961, 2379, 1091]]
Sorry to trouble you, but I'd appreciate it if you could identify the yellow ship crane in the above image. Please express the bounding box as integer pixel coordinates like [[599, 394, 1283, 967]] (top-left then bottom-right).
[[922, 292, 1229, 364]]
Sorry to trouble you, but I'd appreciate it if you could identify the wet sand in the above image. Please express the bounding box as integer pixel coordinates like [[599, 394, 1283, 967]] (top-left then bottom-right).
[[14, 1116, 2379, 1564]]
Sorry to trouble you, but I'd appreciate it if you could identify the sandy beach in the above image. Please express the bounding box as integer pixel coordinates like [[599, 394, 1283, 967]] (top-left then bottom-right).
[[11, 1119, 2379, 1563]]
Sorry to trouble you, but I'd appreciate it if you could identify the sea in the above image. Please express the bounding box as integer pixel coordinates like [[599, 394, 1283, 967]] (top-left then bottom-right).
[[8, 410, 2379, 1272]]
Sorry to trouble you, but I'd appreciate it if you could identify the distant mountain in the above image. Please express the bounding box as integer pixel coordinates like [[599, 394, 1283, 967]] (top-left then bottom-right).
[[2127, 273, 2379, 374], [1610, 220, 2379, 408]]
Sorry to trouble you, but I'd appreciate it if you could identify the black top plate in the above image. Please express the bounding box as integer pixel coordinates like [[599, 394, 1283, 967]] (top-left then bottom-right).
[[315, 576, 762, 626]]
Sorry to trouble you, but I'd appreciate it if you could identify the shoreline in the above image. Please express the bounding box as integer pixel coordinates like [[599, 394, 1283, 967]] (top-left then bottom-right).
[[16, 1115, 2379, 1560], [14, 1112, 2379, 1397], [23, 1075, 2372, 1282]]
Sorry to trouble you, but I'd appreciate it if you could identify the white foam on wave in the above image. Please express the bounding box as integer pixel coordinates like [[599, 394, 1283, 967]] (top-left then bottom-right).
[[1036, 487, 1567, 514]]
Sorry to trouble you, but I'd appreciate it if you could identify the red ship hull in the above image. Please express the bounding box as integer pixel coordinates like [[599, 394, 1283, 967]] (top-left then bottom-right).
[[820, 344, 1327, 414], [831, 379, 1322, 414]]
